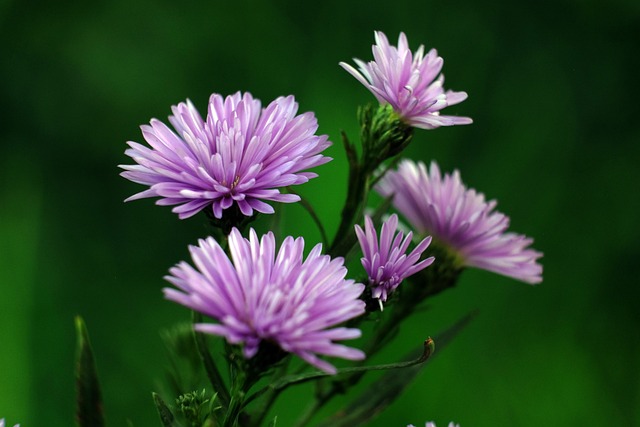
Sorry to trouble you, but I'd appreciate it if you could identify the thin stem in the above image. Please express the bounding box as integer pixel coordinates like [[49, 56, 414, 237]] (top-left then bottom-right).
[[330, 163, 371, 257], [246, 358, 291, 426], [286, 187, 329, 247], [192, 312, 230, 408], [223, 370, 250, 427]]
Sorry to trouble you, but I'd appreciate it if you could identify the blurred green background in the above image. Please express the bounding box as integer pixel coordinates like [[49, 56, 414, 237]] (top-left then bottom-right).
[[1, 0, 639, 425]]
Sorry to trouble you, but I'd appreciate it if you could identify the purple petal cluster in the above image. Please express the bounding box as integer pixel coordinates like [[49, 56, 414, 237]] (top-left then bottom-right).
[[377, 160, 543, 284], [355, 214, 434, 302], [120, 92, 331, 219], [164, 229, 366, 374], [340, 31, 472, 130]]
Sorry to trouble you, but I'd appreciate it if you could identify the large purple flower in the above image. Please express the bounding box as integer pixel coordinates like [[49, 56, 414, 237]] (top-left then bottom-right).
[[120, 92, 331, 219], [164, 228, 366, 374], [340, 31, 472, 130], [355, 214, 434, 302], [377, 160, 543, 284]]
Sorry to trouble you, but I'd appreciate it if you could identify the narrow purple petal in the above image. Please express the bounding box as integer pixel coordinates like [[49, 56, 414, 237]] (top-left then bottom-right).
[[341, 31, 472, 130], [377, 160, 543, 284], [355, 214, 433, 302], [120, 92, 332, 219], [165, 229, 366, 374]]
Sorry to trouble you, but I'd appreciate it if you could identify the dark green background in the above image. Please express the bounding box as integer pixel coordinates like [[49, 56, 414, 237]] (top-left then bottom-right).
[[1, 0, 638, 425]]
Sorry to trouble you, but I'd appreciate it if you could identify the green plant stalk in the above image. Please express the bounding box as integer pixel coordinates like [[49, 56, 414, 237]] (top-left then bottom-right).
[[246, 358, 291, 427], [223, 370, 249, 427], [330, 163, 371, 258], [192, 311, 230, 409]]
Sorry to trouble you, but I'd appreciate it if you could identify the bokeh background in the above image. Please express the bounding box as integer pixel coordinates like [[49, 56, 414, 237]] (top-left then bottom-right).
[[1, 0, 639, 425]]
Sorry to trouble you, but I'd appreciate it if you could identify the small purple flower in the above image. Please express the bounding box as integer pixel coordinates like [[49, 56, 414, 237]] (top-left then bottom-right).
[[377, 160, 543, 284], [120, 92, 331, 219], [355, 214, 434, 302], [164, 228, 366, 374], [340, 31, 472, 130]]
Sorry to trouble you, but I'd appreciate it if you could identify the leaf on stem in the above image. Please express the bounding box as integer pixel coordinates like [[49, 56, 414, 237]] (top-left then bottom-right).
[[317, 311, 477, 427], [247, 337, 434, 404]]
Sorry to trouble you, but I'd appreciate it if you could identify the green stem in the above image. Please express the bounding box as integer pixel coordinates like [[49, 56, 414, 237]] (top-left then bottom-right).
[[246, 358, 291, 426], [330, 163, 371, 258], [286, 186, 329, 248], [192, 312, 230, 408], [223, 371, 249, 427]]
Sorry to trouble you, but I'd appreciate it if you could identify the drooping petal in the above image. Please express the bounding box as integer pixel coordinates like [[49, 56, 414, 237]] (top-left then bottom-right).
[[377, 160, 543, 284]]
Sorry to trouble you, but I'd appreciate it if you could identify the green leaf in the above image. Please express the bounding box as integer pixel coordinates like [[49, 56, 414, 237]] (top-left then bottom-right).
[[74, 316, 105, 427], [267, 416, 278, 427], [152, 392, 177, 427], [317, 311, 477, 427], [246, 338, 434, 406]]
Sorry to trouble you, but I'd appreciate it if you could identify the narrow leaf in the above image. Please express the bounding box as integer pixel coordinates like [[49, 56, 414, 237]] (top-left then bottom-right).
[[318, 311, 477, 427], [152, 392, 176, 427], [74, 316, 105, 427], [247, 338, 434, 404]]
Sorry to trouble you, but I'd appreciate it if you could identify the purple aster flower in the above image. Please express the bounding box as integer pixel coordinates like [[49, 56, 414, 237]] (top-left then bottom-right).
[[163, 228, 366, 374], [340, 31, 472, 130], [120, 92, 331, 219], [377, 160, 543, 284], [355, 214, 434, 303]]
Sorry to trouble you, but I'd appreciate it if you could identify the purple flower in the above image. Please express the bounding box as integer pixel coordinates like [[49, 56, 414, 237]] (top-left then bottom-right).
[[164, 228, 366, 374], [377, 160, 543, 284], [340, 31, 472, 130], [355, 214, 434, 302], [120, 92, 331, 219]]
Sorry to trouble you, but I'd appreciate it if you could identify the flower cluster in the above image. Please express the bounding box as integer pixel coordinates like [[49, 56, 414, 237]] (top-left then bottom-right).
[[115, 29, 542, 427]]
